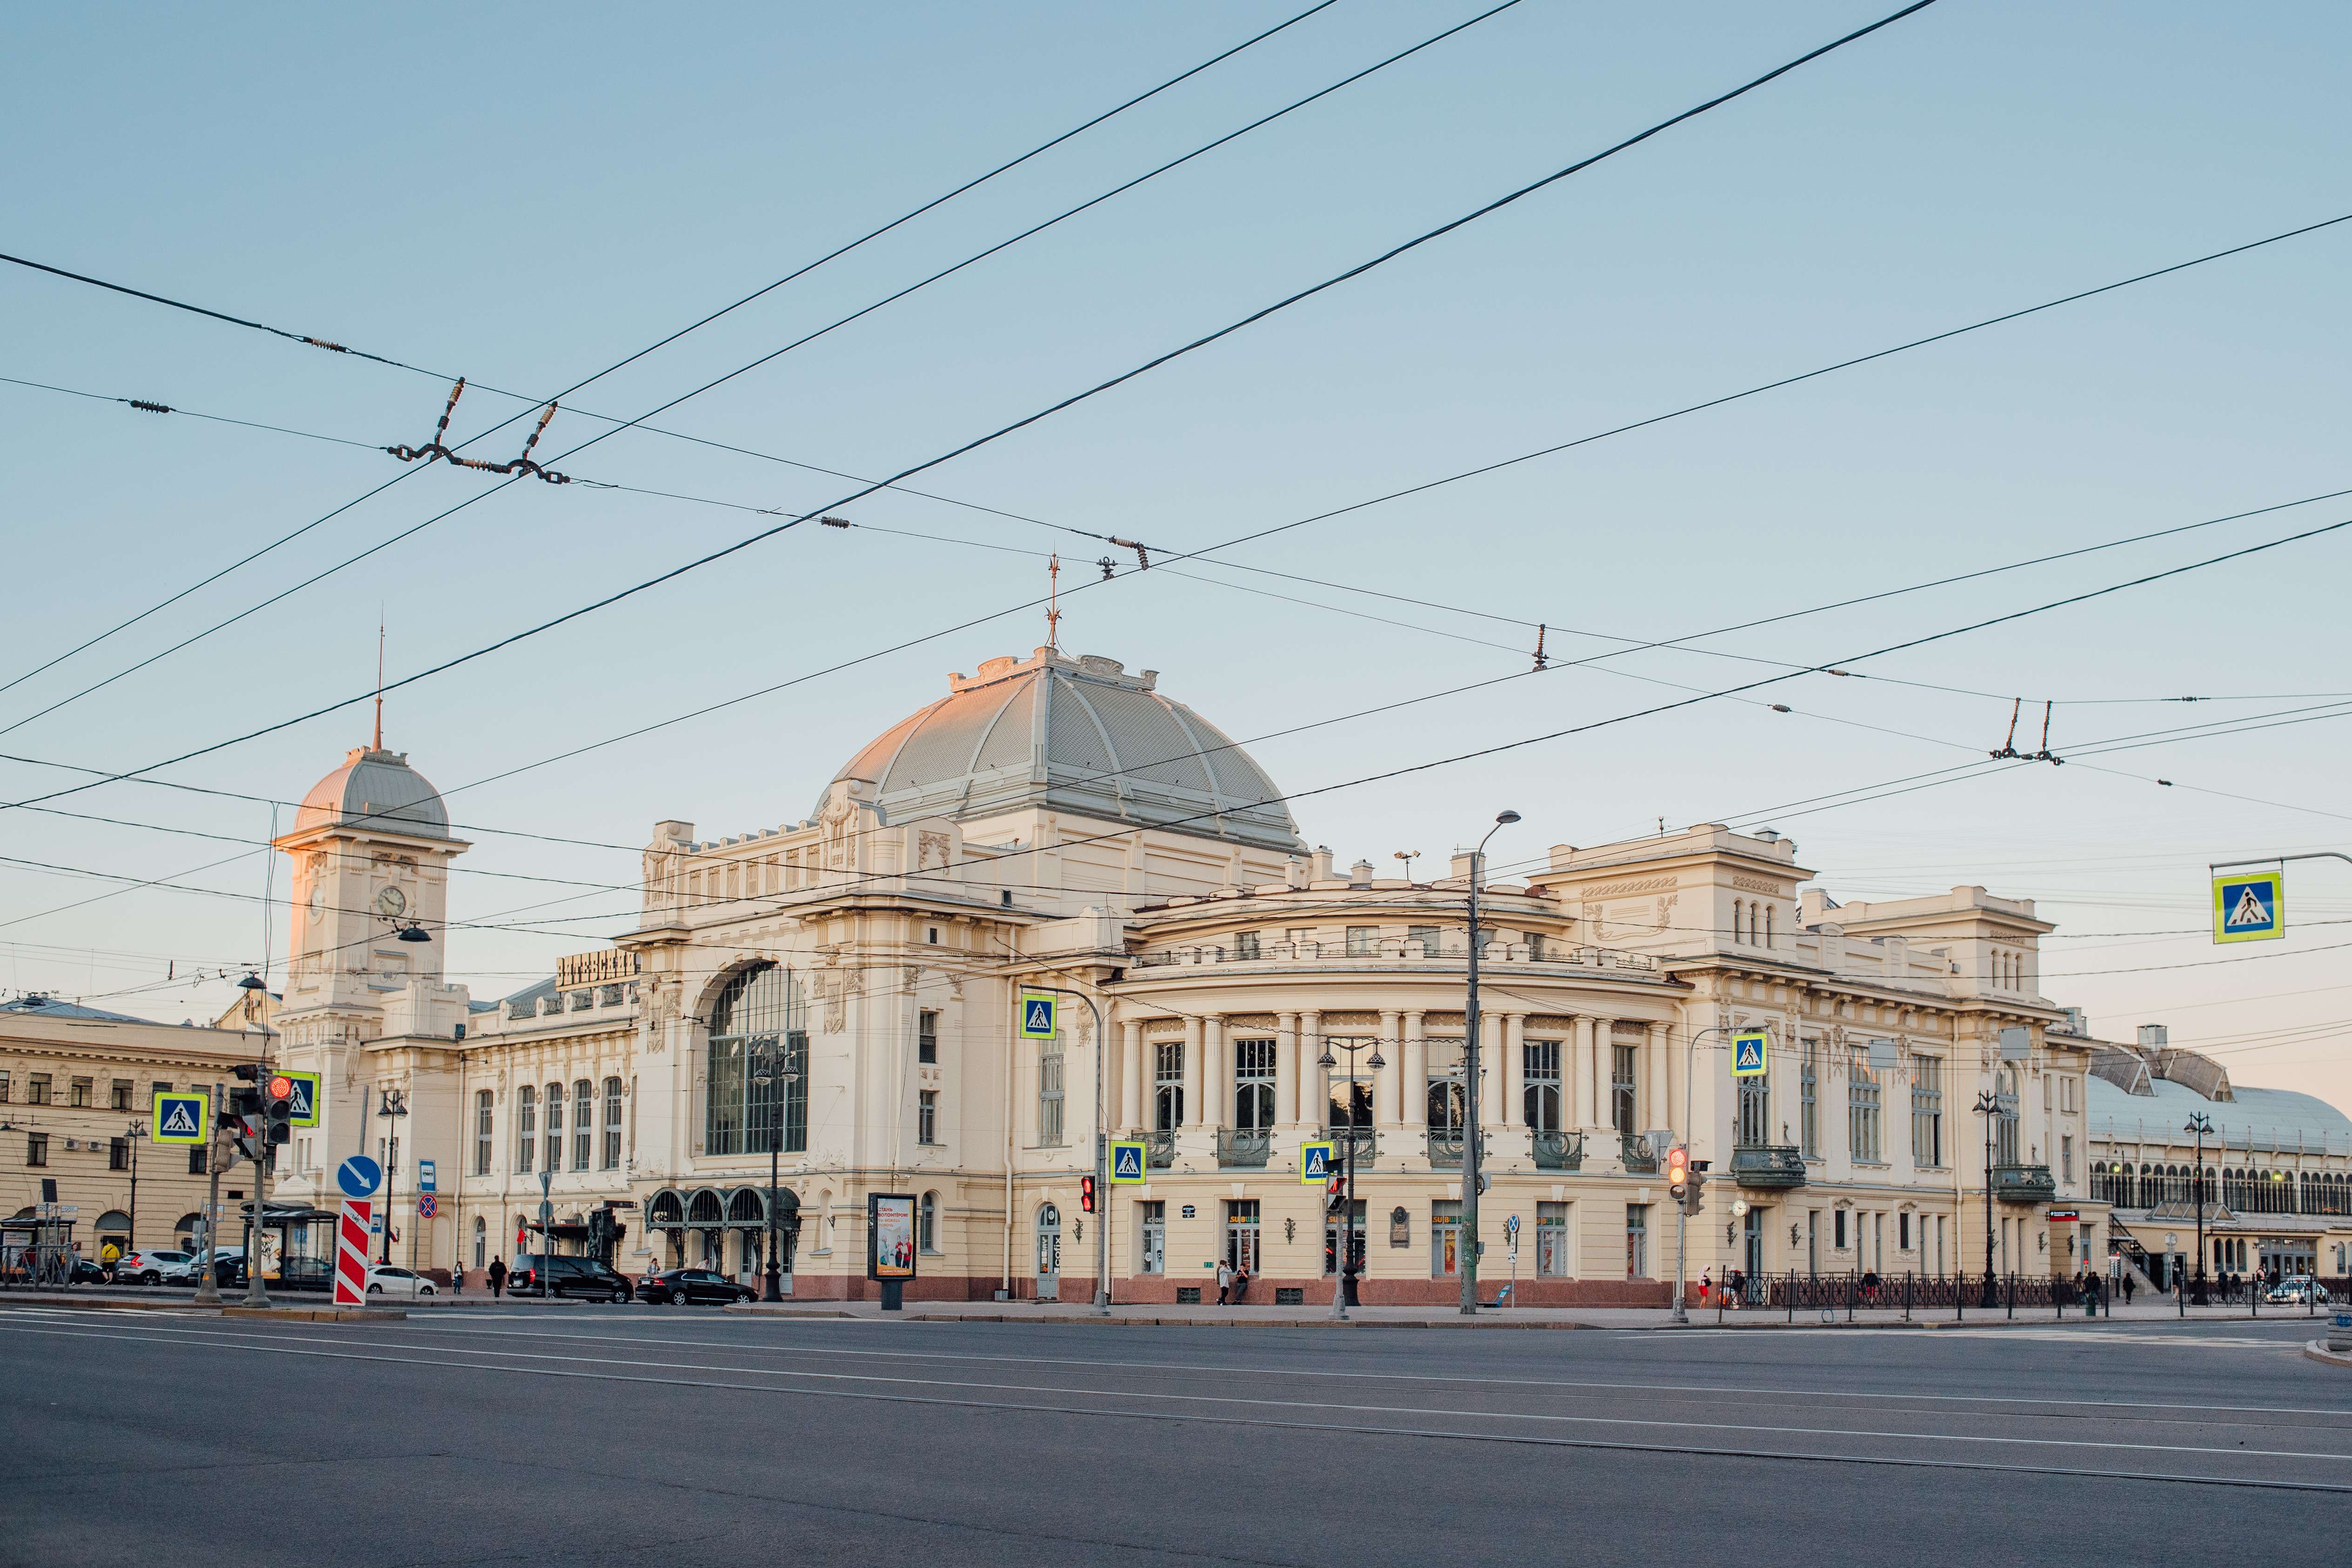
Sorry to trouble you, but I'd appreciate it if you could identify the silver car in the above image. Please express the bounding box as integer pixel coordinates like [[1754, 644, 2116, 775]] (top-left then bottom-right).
[[118, 1249, 199, 1286]]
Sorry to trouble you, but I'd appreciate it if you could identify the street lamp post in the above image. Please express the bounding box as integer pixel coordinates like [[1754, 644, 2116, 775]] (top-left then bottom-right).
[[376, 1089, 408, 1265], [1318, 1036, 1386, 1321], [1459, 809, 1519, 1317], [1973, 1089, 2000, 1308], [1670, 1025, 1740, 1326], [123, 1117, 145, 1273], [755, 1042, 801, 1303], [2185, 1112, 2214, 1306]]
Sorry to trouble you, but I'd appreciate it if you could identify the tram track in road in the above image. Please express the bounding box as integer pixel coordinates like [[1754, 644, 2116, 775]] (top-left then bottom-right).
[[5, 1313, 2351, 1494]]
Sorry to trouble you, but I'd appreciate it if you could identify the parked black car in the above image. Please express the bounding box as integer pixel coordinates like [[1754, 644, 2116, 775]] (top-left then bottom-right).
[[509, 1254, 634, 1302], [637, 1267, 755, 1306]]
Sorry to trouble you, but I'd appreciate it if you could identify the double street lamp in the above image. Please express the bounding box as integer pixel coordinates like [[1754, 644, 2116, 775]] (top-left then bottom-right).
[[1972, 1089, 2000, 1308], [753, 1043, 802, 1304], [1316, 1035, 1385, 1321], [2185, 1111, 2214, 1306]]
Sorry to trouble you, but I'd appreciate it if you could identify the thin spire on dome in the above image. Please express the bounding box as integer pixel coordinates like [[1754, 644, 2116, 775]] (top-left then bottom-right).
[[372, 614, 385, 753], [1044, 554, 1061, 652]]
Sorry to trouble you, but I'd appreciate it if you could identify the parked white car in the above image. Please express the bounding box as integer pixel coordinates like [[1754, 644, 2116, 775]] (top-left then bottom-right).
[[2266, 1275, 2330, 1304], [118, 1249, 199, 1286], [364, 1265, 436, 1298]]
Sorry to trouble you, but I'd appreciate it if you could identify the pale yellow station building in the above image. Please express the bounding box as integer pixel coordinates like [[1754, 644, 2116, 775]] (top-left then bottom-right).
[[249, 645, 2201, 1303]]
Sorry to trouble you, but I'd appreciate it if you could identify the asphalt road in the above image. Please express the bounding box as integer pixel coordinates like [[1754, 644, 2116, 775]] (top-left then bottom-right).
[[3, 1303, 2345, 1567]]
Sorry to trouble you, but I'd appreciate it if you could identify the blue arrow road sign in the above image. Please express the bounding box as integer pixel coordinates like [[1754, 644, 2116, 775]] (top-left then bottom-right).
[[336, 1155, 384, 1199]]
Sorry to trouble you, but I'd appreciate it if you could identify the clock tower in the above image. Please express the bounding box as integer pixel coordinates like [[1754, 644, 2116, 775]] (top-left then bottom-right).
[[270, 745, 473, 1237]]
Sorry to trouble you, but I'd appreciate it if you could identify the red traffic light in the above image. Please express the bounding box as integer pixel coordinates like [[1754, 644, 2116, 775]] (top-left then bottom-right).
[[1078, 1174, 1097, 1213], [267, 1074, 294, 1101], [1665, 1144, 1690, 1194]]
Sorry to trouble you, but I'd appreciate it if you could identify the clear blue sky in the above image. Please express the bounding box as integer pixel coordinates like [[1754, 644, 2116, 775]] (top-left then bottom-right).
[[4, 2, 2349, 1110]]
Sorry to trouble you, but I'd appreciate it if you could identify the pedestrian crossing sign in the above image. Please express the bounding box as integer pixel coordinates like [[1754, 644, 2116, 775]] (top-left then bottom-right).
[[1017, 991, 1058, 1039], [1110, 1140, 1148, 1184], [1300, 1141, 1334, 1184], [280, 1069, 321, 1127], [152, 1089, 209, 1145], [2212, 871, 2283, 944], [1731, 1030, 1769, 1078]]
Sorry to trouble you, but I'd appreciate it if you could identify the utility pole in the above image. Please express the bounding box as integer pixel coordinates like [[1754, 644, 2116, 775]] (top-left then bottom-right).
[[1021, 981, 1109, 1314], [2186, 1112, 2213, 1306], [1459, 810, 1519, 1316], [1974, 1089, 1999, 1310], [192, 1081, 225, 1307]]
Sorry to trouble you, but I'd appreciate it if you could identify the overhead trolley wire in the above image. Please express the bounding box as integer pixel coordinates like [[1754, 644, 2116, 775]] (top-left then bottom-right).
[[0, 0, 1342, 701]]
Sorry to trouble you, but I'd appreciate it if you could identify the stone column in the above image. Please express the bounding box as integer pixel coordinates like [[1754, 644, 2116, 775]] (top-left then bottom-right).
[[1377, 1009, 1403, 1129], [1277, 1012, 1301, 1127], [1298, 1009, 1323, 1133], [1480, 1011, 1505, 1131], [1401, 1012, 1427, 1133], [1500, 1012, 1528, 1129], [1571, 1016, 1597, 1128], [1183, 1015, 1205, 1128], [1204, 1014, 1227, 1130], [1646, 1020, 1670, 1136], [1120, 1019, 1144, 1134]]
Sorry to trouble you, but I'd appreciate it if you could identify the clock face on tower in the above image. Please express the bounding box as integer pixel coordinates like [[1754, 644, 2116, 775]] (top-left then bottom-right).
[[306, 884, 324, 924], [375, 885, 408, 918]]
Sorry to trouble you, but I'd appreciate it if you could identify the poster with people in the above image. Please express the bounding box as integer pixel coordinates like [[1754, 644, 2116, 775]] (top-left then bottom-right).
[[869, 1193, 916, 1280]]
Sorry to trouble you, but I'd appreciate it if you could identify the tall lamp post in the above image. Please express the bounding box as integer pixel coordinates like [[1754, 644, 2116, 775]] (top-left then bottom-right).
[[376, 1089, 408, 1264], [122, 1117, 145, 1274], [1459, 809, 1519, 1317], [1318, 1035, 1385, 1321], [2185, 1112, 2214, 1306], [1670, 1025, 1740, 1326], [754, 1041, 801, 1303], [1018, 982, 1110, 1316], [1973, 1089, 2000, 1308]]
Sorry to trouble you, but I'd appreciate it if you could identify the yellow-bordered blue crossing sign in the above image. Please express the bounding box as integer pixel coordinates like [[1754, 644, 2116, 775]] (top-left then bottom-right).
[[280, 1069, 321, 1127], [152, 1088, 209, 1145], [2213, 871, 2283, 943], [1731, 1030, 1769, 1078], [1299, 1141, 1334, 1184], [1017, 991, 1058, 1039], [1110, 1140, 1148, 1184]]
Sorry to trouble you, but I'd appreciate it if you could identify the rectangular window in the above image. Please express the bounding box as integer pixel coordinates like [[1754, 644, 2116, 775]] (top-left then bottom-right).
[[1431, 1200, 1462, 1275], [70, 1077, 93, 1108], [108, 1137, 130, 1171], [602, 1077, 623, 1169], [1323, 1199, 1367, 1277], [1153, 1042, 1184, 1133], [110, 1079, 132, 1112], [1625, 1205, 1650, 1278], [26, 1133, 47, 1167], [1525, 931, 1547, 961], [475, 1090, 494, 1176], [545, 1082, 565, 1173], [1523, 1040, 1562, 1132], [0, 1072, 8, 1103], [151, 1079, 172, 1098], [1233, 1038, 1276, 1131], [1425, 1040, 1465, 1137], [573, 1079, 594, 1172], [1139, 1200, 1165, 1274], [515, 1085, 535, 1174], [1038, 1036, 1064, 1146], [917, 1089, 938, 1145], [1537, 1201, 1570, 1277], [1834, 1208, 1848, 1250], [1899, 1211, 1912, 1252], [1797, 1042, 1818, 1156], [27, 1073, 49, 1106], [1223, 1199, 1260, 1273], [1408, 925, 1441, 956], [1737, 1061, 1771, 1148], [2060, 1134, 2074, 1183], [1911, 1054, 1943, 1167], [1234, 930, 1261, 961], [1345, 926, 1377, 956], [1848, 1047, 1882, 1162], [1327, 1068, 1371, 1136], [917, 1009, 938, 1064], [187, 1145, 207, 1175], [1611, 1044, 1637, 1138]]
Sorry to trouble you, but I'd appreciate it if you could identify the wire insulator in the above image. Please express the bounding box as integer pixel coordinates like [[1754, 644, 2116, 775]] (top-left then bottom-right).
[[127, 399, 172, 414]]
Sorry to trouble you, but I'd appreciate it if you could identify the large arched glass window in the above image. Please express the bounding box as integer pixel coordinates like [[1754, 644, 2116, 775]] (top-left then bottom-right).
[[1992, 1067, 2019, 1167], [473, 1215, 487, 1268], [573, 1079, 594, 1171], [474, 1089, 494, 1176], [601, 1077, 623, 1169], [706, 963, 806, 1156], [544, 1082, 565, 1173]]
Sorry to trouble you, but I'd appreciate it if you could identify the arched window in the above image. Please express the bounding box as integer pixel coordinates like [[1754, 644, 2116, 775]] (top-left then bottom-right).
[[474, 1089, 494, 1176], [602, 1077, 623, 1169], [1992, 1068, 2019, 1166], [544, 1082, 565, 1173], [515, 1085, 536, 1174], [706, 963, 807, 1157], [920, 1191, 939, 1254], [1764, 904, 1774, 949], [573, 1078, 594, 1171], [473, 1215, 487, 1268]]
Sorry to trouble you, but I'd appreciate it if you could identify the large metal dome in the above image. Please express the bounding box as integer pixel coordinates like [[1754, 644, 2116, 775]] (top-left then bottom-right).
[[827, 648, 1304, 853], [295, 746, 450, 840]]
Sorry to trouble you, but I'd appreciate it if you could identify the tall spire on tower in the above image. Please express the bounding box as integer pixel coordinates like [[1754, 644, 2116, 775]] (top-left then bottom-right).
[[372, 615, 385, 752], [1045, 554, 1062, 652]]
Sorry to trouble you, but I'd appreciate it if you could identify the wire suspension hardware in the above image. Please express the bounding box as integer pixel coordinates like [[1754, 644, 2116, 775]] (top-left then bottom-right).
[[1988, 698, 2064, 764], [385, 379, 573, 482], [1532, 623, 1549, 671]]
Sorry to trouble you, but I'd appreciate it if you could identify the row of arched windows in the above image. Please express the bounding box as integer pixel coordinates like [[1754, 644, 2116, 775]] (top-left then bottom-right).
[[486, 1078, 624, 1176], [1732, 901, 1774, 947], [2090, 1160, 2352, 1215]]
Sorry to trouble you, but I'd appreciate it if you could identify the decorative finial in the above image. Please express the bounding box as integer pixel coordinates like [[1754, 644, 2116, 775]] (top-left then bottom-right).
[[373, 614, 385, 752], [1045, 554, 1062, 651]]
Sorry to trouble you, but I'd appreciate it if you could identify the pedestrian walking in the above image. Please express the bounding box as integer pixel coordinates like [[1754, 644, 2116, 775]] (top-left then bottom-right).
[[451, 1262, 463, 1296], [1698, 1267, 1711, 1306], [1216, 1259, 1233, 1305], [2121, 1271, 2134, 1306], [487, 1256, 506, 1299]]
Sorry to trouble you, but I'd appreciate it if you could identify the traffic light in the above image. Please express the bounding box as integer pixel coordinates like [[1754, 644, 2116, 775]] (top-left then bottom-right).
[[1682, 1162, 1708, 1217], [1078, 1174, 1096, 1214], [1665, 1145, 1690, 1200], [263, 1074, 295, 1146], [1324, 1170, 1349, 1215]]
